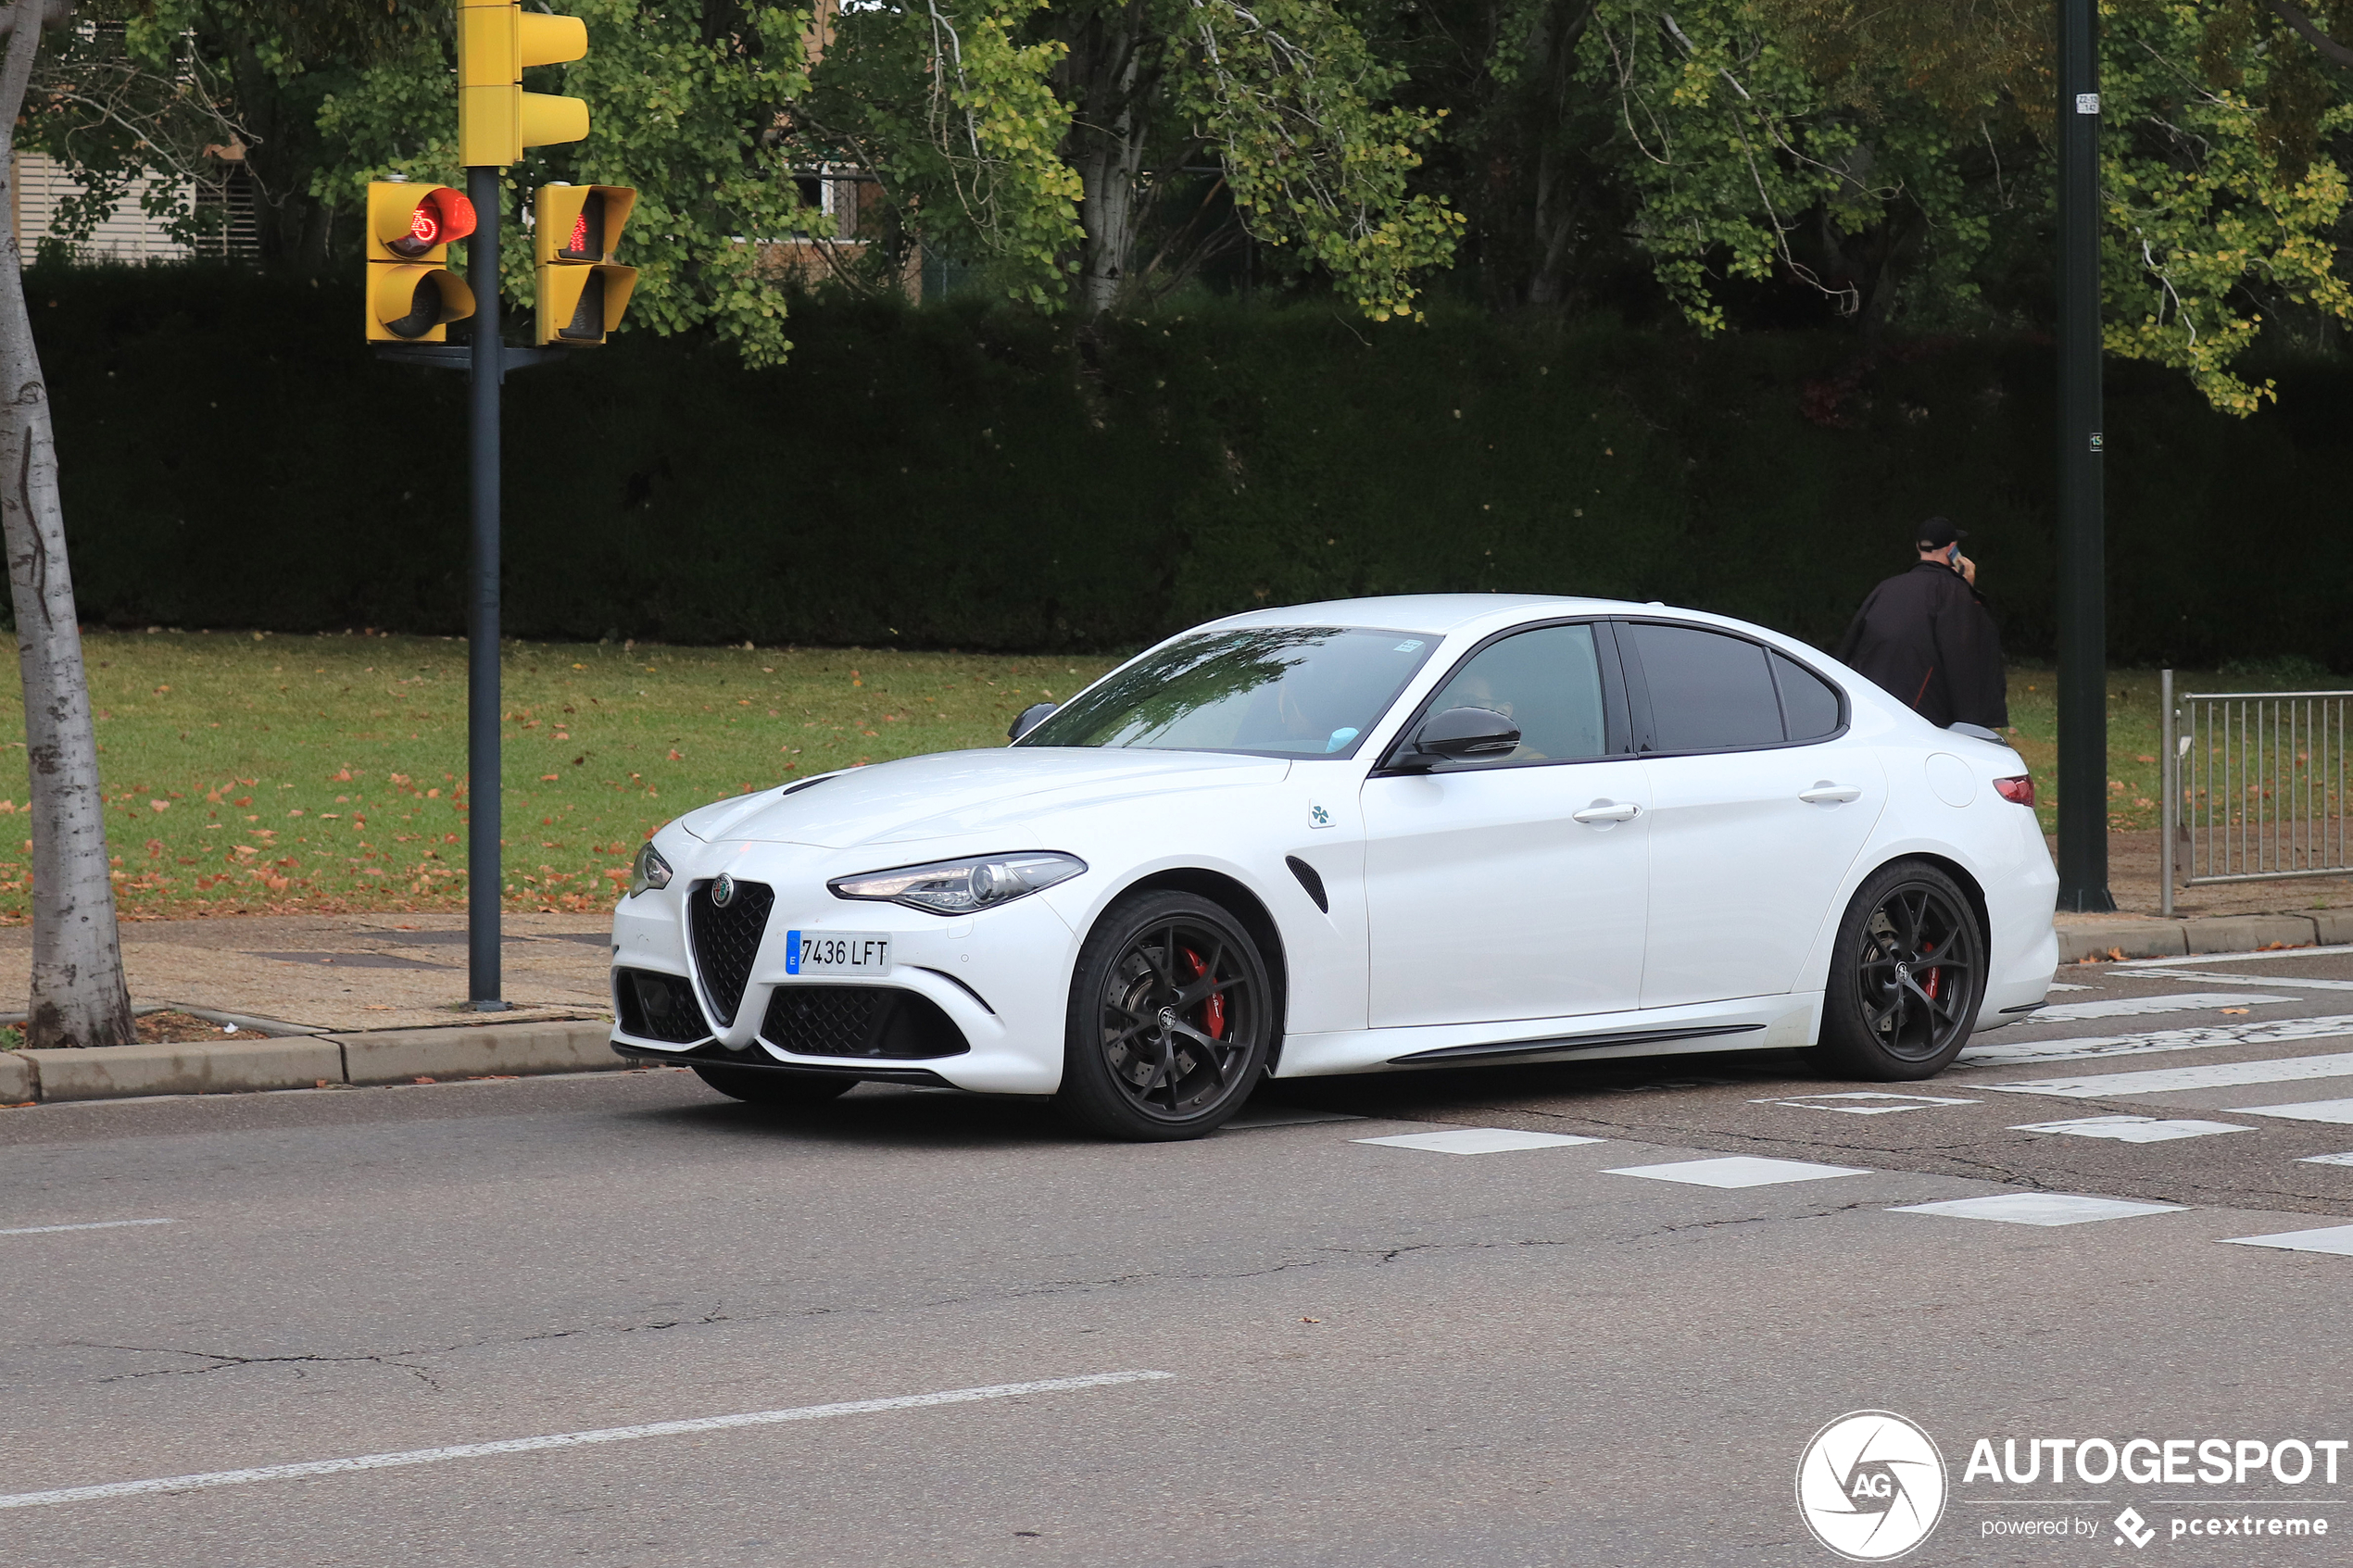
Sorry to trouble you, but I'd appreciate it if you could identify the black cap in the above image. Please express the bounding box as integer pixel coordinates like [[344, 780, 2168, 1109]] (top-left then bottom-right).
[[1915, 516, 1968, 550]]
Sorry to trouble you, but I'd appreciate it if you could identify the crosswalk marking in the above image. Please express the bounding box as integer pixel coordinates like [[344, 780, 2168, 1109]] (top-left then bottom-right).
[[2027, 991, 2296, 1022], [1959, 1013, 2353, 1067], [1605, 1156, 1869, 1188], [2221, 1223, 2353, 1257], [1981, 1049, 2353, 1099], [2227, 1098, 2353, 1125], [2298, 1151, 2353, 1165], [2120, 945, 2353, 967], [1753, 1091, 1976, 1115], [1353, 1128, 1603, 1155], [2114, 969, 2353, 992], [2009, 1115, 2253, 1143], [1891, 1193, 2185, 1226]]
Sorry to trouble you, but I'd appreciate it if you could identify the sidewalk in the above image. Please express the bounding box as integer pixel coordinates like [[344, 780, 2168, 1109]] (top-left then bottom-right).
[[0, 910, 612, 1033], [2050, 828, 2353, 961]]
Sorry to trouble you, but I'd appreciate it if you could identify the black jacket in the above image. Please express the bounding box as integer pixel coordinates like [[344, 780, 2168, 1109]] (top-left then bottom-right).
[[1833, 560, 2008, 729]]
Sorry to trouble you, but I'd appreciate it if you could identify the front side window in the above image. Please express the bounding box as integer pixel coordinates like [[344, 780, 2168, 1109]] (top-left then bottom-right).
[[1421, 622, 1611, 763], [1019, 626, 1437, 759]]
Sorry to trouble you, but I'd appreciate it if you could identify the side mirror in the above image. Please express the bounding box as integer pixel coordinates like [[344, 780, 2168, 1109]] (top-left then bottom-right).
[[1412, 705, 1520, 760], [1008, 701, 1058, 742]]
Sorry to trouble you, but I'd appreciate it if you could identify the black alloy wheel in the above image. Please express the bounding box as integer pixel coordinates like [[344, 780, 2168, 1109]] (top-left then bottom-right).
[[691, 1063, 857, 1107], [1056, 891, 1273, 1141], [1818, 861, 1985, 1080]]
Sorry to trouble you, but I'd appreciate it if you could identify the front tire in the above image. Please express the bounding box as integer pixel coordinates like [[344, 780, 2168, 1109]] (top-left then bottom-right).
[[1055, 891, 1273, 1142], [1816, 861, 1985, 1081], [691, 1063, 857, 1107]]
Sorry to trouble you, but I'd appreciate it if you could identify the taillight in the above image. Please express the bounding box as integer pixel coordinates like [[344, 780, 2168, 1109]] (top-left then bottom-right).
[[1994, 775, 2035, 807]]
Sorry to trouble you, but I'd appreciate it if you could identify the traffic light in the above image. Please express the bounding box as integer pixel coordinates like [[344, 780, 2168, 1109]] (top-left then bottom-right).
[[457, 0, 591, 168], [365, 182, 477, 342], [535, 183, 638, 346]]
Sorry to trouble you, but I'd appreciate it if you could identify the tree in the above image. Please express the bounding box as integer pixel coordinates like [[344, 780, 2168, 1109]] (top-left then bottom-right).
[[805, 0, 1466, 318], [1, 0, 136, 1051], [1567, 0, 2353, 411]]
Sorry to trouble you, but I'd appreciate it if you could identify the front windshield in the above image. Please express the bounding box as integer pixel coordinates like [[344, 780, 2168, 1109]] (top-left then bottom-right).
[[1020, 626, 1437, 759]]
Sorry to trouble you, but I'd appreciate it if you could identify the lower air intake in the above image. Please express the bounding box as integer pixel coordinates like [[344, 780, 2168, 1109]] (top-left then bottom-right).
[[761, 985, 970, 1060], [614, 968, 711, 1044]]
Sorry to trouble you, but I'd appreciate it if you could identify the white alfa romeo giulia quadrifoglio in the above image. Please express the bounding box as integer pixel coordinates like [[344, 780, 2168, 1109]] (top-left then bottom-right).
[[610, 595, 2058, 1139]]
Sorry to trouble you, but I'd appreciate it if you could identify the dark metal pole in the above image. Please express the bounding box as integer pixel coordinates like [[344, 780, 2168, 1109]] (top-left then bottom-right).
[[2056, 0, 2114, 912], [466, 166, 510, 1007]]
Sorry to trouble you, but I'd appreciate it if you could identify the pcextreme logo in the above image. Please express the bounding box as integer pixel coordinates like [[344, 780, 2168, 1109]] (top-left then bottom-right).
[[1797, 1411, 1949, 1562]]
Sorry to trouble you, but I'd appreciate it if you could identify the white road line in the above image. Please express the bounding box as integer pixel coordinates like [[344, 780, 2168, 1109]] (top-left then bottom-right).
[[1354, 1128, 1601, 1154], [2221, 1223, 2353, 1257], [2120, 945, 2353, 967], [1958, 1013, 2353, 1066], [0, 1370, 1175, 1512], [0, 1218, 175, 1236], [1981, 1050, 2353, 1099], [2008, 1115, 2253, 1144], [2027, 992, 2296, 1022], [1605, 1156, 1870, 1188], [2298, 1151, 2353, 1166], [1892, 1194, 2185, 1227], [1751, 1091, 1976, 1116], [2114, 969, 2353, 992], [2229, 1098, 2353, 1126]]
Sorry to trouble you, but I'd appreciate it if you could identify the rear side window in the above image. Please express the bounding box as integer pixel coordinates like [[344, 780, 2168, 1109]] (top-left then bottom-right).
[[1770, 651, 1843, 741], [1626, 622, 1786, 752]]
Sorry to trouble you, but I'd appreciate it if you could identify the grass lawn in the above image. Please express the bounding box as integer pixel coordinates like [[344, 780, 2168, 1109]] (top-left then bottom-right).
[[0, 631, 1115, 922], [0, 633, 2322, 922]]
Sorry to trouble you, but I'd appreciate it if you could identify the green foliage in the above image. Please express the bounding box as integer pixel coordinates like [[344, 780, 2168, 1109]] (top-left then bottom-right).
[[1169, 0, 1465, 320], [803, 0, 1087, 307], [34, 267, 2353, 670]]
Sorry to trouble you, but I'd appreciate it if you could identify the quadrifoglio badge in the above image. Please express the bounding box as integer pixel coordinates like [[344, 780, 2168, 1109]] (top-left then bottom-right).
[[1798, 1411, 2345, 1558]]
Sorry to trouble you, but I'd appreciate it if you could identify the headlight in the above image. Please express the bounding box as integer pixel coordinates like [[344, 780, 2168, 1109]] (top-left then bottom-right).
[[630, 842, 673, 898], [827, 852, 1086, 915]]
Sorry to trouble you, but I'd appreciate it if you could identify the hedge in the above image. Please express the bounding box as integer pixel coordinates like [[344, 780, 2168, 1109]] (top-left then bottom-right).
[[32, 264, 2353, 665]]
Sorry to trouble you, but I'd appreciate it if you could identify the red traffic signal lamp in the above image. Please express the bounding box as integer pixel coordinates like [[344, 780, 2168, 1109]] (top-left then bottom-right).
[[365, 182, 477, 342], [535, 183, 637, 346]]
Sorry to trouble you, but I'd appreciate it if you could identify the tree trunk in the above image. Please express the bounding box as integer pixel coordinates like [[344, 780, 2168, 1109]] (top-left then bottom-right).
[[0, 0, 134, 1051], [1061, 0, 1153, 317]]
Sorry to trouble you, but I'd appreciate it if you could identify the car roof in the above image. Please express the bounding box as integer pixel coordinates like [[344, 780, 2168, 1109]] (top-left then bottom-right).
[[1206, 593, 1636, 635]]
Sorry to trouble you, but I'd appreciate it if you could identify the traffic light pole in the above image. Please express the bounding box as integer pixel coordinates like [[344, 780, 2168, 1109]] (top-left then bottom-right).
[[466, 165, 509, 1010], [2056, 0, 2115, 912]]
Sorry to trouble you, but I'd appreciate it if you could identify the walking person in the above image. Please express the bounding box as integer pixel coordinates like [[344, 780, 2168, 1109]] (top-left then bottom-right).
[[1834, 518, 2009, 734]]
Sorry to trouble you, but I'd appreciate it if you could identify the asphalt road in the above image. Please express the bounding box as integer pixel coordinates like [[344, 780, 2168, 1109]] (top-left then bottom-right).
[[6, 949, 2353, 1567]]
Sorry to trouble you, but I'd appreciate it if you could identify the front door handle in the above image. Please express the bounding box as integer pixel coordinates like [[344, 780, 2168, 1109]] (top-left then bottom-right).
[[1571, 801, 1642, 823], [1798, 783, 1863, 804]]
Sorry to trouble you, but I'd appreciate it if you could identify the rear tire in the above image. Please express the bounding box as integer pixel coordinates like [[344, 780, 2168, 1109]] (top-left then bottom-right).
[[1816, 860, 1985, 1081], [691, 1063, 857, 1107], [1055, 891, 1273, 1142]]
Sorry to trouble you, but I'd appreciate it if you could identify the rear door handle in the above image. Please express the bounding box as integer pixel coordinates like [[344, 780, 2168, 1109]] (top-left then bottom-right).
[[1798, 783, 1863, 804], [1571, 801, 1642, 823]]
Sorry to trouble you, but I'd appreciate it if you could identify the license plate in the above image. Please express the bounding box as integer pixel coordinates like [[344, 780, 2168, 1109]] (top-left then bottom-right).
[[785, 930, 892, 976]]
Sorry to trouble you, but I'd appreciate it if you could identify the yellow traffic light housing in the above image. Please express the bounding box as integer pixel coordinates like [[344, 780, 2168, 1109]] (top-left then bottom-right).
[[535, 183, 638, 346], [535, 183, 636, 265], [365, 181, 478, 342], [537, 263, 636, 345], [457, 0, 590, 168]]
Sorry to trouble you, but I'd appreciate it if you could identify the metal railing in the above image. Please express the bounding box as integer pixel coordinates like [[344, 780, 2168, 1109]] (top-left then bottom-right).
[[2161, 670, 2353, 916]]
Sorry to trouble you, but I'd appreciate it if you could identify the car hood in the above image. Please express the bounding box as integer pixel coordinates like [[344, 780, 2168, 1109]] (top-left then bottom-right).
[[677, 747, 1292, 849]]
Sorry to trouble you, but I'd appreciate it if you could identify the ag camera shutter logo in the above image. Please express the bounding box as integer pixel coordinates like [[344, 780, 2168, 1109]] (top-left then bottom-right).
[[1796, 1411, 1947, 1561]]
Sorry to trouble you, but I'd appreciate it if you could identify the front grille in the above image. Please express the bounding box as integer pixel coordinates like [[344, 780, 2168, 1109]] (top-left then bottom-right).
[[614, 968, 711, 1044], [686, 879, 774, 1025], [760, 985, 970, 1060]]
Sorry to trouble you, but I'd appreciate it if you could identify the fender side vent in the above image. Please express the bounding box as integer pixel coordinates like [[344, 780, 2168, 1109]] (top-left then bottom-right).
[[1285, 855, 1329, 914]]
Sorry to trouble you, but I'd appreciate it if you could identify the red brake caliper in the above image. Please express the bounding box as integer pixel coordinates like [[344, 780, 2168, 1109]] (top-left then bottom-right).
[[1180, 947, 1227, 1039], [1921, 939, 1941, 1000]]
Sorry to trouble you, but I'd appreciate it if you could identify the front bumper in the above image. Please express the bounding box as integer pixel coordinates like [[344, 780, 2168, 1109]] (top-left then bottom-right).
[[610, 842, 1077, 1096]]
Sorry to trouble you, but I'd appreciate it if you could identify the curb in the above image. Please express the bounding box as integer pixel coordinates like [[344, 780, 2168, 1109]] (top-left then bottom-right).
[[2, 1018, 626, 1105], [2058, 910, 2353, 964]]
